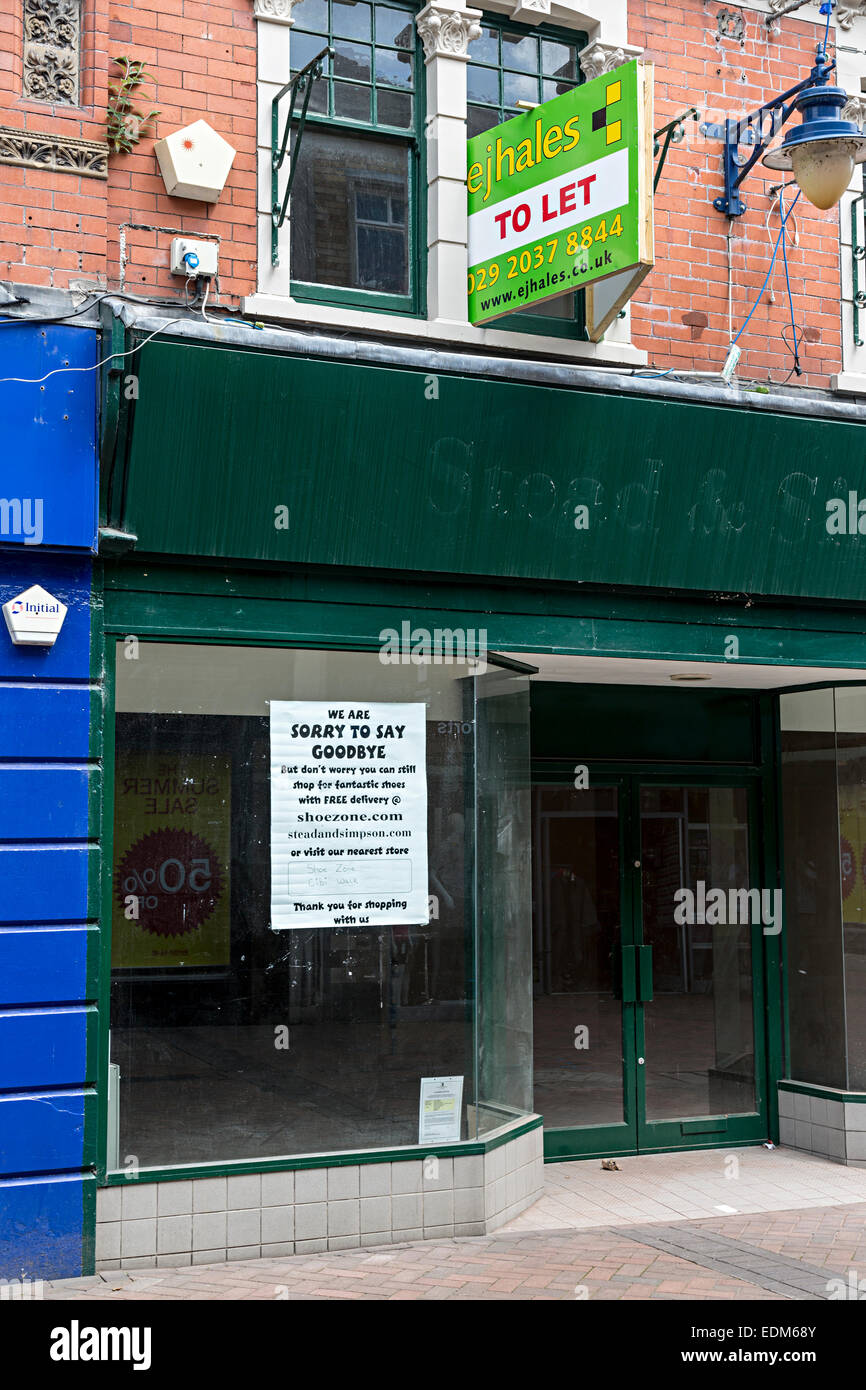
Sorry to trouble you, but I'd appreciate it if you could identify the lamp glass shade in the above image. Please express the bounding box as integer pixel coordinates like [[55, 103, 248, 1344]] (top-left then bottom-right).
[[791, 139, 855, 209]]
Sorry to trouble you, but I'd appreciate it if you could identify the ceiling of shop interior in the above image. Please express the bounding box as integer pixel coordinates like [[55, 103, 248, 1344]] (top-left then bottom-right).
[[508, 655, 866, 689]]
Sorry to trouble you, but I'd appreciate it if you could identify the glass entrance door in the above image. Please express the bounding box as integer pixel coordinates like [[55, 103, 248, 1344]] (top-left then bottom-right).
[[533, 780, 638, 1158], [636, 782, 765, 1151], [533, 774, 768, 1159]]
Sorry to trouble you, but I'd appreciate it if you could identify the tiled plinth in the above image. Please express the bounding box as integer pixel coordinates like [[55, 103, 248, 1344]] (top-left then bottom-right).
[[95, 1120, 543, 1271], [779, 1083, 866, 1166]]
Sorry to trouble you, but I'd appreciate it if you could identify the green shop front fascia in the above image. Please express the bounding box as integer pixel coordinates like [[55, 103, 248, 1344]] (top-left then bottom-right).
[[95, 306, 866, 1183]]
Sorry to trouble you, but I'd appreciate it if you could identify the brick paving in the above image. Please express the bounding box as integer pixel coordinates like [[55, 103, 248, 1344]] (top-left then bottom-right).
[[41, 1151, 866, 1301], [44, 1203, 866, 1302]]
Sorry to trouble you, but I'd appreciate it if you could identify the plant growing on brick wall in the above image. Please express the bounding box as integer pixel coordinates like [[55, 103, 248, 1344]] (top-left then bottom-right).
[[106, 56, 160, 154]]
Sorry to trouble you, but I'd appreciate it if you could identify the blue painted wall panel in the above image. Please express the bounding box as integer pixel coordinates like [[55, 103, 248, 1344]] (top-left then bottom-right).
[[0, 1174, 89, 1280], [0, 846, 93, 923], [0, 555, 93, 680], [0, 1008, 92, 1090], [0, 324, 97, 551], [0, 767, 92, 840], [0, 687, 93, 759], [0, 324, 99, 1282], [0, 927, 91, 1005], [0, 1092, 87, 1176]]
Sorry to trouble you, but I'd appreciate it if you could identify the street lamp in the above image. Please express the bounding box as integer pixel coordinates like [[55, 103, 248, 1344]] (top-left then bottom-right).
[[712, 47, 866, 217]]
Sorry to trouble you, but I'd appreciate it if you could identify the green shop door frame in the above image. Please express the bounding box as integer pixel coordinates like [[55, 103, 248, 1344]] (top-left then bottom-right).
[[535, 763, 774, 1162]]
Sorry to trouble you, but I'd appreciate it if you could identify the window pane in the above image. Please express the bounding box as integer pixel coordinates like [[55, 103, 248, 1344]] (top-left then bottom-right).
[[542, 77, 576, 103], [356, 225, 405, 292], [376, 6, 414, 48], [110, 643, 491, 1166], [501, 30, 536, 72], [541, 39, 577, 82], [333, 0, 372, 39], [333, 79, 372, 120], [294, 0, 328, 31], [524, 291, 576, 320], [291, 29, 328, 71], [467, 104, 501, 139], [334, 39, 372, 81], [376, 86, 412, 127], [467, 64, 499, 106], [307, 78, 329, 114], [356, 191, 390, 221], [503, 70, 537, 108], [376, 46, 412, 88], [291, 126, 409, 294], [472, 25, 499, 64]]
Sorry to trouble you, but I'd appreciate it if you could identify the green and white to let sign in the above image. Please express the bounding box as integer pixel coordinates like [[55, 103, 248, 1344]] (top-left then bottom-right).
[[466, 60, 654, 337]]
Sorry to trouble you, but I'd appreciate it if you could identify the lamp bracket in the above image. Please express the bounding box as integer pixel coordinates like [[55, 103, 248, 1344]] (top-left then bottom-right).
[[713, 52, 836, 216]]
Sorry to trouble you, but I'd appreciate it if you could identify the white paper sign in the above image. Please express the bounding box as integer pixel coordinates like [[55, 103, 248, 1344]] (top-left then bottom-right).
[[419, 1076, 464, 1145], [270, 700, 428, 929]]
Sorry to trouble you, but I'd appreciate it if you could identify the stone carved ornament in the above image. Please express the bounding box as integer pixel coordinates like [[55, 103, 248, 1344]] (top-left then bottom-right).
[[837, 2, 866, 27], [416, 4, 483, 61], [578, 41, 642, 83], [23, 0, 81, 105], [768, 0, 866, 28], [0, 125, 107, 178], [252, 0, 299, 22]]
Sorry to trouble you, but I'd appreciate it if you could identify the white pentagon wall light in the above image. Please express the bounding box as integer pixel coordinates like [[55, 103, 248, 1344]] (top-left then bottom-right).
[[153, 119, 236, 202], [3, 585, 68, 647]]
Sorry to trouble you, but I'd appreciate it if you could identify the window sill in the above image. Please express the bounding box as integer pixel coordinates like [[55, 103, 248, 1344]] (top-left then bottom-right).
[[243, 292, 647, 368], [832, 371, 866, 396]]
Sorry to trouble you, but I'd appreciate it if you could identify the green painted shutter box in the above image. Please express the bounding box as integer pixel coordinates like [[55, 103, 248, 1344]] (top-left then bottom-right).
[[111, 338, 866, 602]]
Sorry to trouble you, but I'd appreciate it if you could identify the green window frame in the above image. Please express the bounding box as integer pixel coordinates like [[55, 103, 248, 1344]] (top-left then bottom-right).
[[288, 0, 425, 317], [467, 15, 588, 340]]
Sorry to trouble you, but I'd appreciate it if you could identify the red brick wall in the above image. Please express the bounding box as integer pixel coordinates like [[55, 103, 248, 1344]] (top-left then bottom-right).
[[0, 0, 256, 304], [107, 0, 257, 303], [629, 0, 842, 386], [0, 0, 849, 383], [0, 0, 110, 290]]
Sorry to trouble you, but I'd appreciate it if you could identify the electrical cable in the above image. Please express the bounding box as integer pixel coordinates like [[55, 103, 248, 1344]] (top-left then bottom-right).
[[200, 277, 211, 324], [730, 187, 802, 350], [0, 285, 246, 331], [779, 187, 803, 376], [0, 289, 116, 328], [820, 1, 834, 57], [764, 195, 799, 303], [0, 317, 179, 385]]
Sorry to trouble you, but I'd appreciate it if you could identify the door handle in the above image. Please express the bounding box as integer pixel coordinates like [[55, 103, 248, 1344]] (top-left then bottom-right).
[[638, 944, 653, 1002], [621, 943, 637, 1003]]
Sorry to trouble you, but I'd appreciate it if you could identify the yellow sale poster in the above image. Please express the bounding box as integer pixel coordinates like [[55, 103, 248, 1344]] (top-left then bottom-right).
[[112, 752, 232, 969]]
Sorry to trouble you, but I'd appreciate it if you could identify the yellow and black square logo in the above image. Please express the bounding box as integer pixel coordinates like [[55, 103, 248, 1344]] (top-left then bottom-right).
[[592, 79, 623, 147]]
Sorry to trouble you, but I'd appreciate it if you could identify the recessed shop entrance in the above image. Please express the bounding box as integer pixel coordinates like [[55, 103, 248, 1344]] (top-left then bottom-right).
[[522, 671, 789, 1162], [532, 768, 769, 1159]]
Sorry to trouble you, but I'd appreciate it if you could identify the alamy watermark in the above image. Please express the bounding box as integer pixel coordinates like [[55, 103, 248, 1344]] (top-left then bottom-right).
[[0, 497, 43, 545], [0, 1275, 43, 1300], [379, 622, 487, 672], [674, 881, 782, 935]]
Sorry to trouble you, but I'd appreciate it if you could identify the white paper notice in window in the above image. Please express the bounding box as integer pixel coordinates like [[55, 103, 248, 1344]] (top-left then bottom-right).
[[270, 700, 429, 929], [418, 1076, 463, 1145]]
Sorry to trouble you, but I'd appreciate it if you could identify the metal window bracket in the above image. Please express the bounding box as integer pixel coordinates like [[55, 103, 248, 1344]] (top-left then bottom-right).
[[653, 108, 700, 191], [852, 192, 865, 347], [271, 45, 334, 268]]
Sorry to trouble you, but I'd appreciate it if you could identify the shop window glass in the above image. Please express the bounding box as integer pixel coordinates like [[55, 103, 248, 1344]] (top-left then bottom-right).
[[109, 642, 532, 1170], [780, 687, 859, 1089], [289, 0, 421, 312]]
